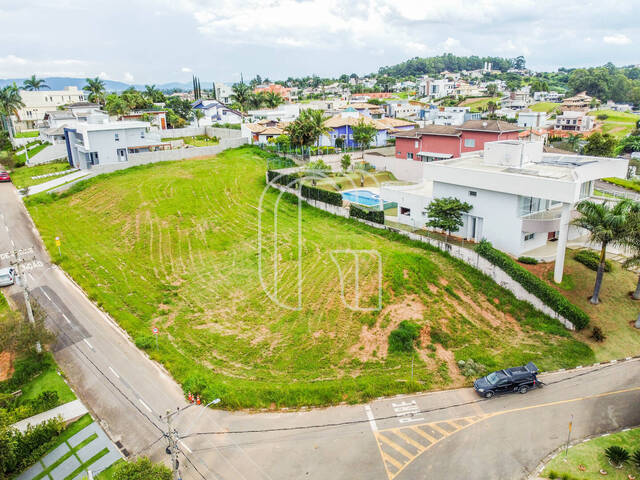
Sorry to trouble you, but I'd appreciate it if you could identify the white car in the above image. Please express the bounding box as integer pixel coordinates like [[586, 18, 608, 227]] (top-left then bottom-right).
[[0, 267, 16, 287]]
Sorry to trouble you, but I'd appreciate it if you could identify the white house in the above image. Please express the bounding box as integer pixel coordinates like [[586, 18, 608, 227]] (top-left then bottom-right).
[[248, 104, 300, 123], [381, 140, 628, 282], [191, 99, 245, 125], [555, 111, 595, 132], [533, 91, 564, 103], [12, 86, 86, 132], [517, 110, 548, 128], [424, 106, 481, 126], [65, 121, 166, 170], [214, 83, 233, 104]]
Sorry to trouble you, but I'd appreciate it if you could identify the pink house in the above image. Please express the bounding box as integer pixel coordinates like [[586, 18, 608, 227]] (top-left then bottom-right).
[[395, 120, 521, 162]]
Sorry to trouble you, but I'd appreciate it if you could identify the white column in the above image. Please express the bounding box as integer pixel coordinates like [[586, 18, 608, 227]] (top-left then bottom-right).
[[554, 202, 572, 284]]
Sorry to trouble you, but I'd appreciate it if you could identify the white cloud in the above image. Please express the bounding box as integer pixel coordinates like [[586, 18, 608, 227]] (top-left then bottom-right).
[[123, 72, 134, 82], [603, 34, 631, 45], [0, 54, 90, 78], [181, 67, 192, 72], [442, 37, 460, 50]]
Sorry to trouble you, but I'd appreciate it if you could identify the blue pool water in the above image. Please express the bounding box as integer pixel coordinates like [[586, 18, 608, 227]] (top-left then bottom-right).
[[342, 190, 382, 207]]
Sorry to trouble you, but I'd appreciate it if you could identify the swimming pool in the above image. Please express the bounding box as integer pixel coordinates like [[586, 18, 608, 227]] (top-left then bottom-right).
[[342, 189, 384, 207]]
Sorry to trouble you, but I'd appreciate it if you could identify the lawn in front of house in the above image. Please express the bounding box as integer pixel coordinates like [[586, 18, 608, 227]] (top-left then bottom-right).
[[15, 142, 51, 165], [523, 252, 640, 362], [9, 160, 73, 189], [161, 135, 220, 147], [24, 145, 595, 408], [542, 427, 640, 480], [15, 131, 40, 138]]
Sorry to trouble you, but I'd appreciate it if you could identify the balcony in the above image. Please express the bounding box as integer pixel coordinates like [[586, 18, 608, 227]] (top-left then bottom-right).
[[521, 208, 563, 233]]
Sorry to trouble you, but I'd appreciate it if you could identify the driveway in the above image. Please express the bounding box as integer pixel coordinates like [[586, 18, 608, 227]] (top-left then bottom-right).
[[1, 181, 639, 480]]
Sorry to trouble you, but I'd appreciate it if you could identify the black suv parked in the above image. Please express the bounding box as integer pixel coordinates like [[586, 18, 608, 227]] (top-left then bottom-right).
[[474, 362, 540, 398]]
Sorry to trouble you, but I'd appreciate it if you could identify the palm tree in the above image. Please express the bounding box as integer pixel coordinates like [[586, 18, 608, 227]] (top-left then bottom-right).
[[246, 92, 265, 110], [305, 109, 329, 147], [0, 84, 25, 134], [230, 83, 251, 112], [83, 77, 106, 105], [486, 100, 497, 115], [22, 75, 49, 91], [572, 199, 636, 304], [567, 133, 583, 152], [621, 207, 640, 301], [194, 109, 205, 127], [143, 84, 164, 103], [263, 91, 283, 108], [352, 118, 377, 159]]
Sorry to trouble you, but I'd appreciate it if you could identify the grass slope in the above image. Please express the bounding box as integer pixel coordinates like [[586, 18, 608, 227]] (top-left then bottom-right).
[[25, 146, 593, 408], [529, 102, 560, 113], [589, 109, 640, 139], [9, 161, 73, 189], [458, 96, 501, 112]]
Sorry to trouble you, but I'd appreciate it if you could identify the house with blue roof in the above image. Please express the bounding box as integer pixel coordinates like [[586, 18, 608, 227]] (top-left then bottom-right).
[[191, 99, 245, 125]]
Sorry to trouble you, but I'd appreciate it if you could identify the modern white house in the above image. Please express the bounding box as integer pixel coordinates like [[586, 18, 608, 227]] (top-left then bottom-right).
[[381, 140, 628, 282], [517, 110, 548, 128], [555, 111, 595, 132], [423, 106, 481, 126], [12, 86, 86, 132], [191, 99, 245, 125], [64, 121, 166, 170], [248, 104, 300, 123], [40, 104, 110, 144]]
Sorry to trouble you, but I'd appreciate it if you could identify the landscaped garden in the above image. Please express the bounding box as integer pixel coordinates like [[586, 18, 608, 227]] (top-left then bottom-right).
[[24, 145, 597, 408], [542, 427, 640, 480]]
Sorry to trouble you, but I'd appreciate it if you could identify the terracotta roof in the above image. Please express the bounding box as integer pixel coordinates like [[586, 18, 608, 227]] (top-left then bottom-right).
[[244, 123, 267, 133], [395, 125, 461, 138], [458, 119, 521, 133], [376, 117, 416, 128], [260, 127, 284, 135], [323, 114, 386, 130]]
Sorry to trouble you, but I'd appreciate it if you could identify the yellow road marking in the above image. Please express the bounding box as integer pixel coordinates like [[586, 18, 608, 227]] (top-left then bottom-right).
[[382, 452, 403, 470], [447, 420, 462, 429], [430, 423, 451, 437], [378, 433, 414, 459], [394, 430, 427, 451], [411, 426, 436, 443]]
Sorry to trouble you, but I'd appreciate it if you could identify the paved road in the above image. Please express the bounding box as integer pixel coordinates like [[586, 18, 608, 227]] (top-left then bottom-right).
[[1, 182, 639, 480]]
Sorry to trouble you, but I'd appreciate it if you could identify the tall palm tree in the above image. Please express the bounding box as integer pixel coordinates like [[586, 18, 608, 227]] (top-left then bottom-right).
[[305, 109, 329, 147], [566, 133, 583, 152], [621, 206, 640, 300], [0, 84, 25, 134], [22, 75, 49, 91], [83, 77, 106, 105], [572, 199, 636, 304], [246, 92, 265, 110], [263, 91, 283, 108], [230, 82, 251, 112]]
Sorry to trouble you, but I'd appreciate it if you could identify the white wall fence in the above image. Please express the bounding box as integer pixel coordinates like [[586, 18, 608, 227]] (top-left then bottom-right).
[[205, 126, 242, 139], [266, 178, 576, 331], [158, 126, 206, 138], [364, 153, 424, 182]]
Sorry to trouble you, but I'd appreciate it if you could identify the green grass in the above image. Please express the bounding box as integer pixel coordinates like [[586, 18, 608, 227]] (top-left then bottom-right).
[[458, 96, 501, 112], [15, 142, 50, 164], [542, 427, 640, 479], [9, 161, 73, 189], [311, 171, 398, 191], [18, 357, 76, 404], [96, 460, 124, 479], [161, 135, 220, 147], [15, 131, 39, 138], [529, 102, 560, 113], [602, 177, 640, 193], [589, 109, 640, 139], [25, 145, 594, 408]]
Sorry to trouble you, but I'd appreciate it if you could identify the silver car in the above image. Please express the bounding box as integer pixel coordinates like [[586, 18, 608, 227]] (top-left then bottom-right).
[[0, 267, 16, 287]]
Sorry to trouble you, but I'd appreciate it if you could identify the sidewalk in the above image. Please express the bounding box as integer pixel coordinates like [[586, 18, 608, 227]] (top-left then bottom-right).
[[12, 399, 88, 432], [24, 171, 89, 196]]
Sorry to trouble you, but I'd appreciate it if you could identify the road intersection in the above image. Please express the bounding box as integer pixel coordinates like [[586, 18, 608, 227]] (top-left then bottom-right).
[[1, 183, 639, 479]]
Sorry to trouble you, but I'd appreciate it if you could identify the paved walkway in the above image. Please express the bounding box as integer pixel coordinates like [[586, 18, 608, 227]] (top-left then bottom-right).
[[25, 171, 89, 196], [12, 400, 88, 432], [16, 421, 122, 480]]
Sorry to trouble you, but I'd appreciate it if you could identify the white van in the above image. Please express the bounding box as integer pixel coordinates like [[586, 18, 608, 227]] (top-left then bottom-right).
[[0, 267, 16, 287]]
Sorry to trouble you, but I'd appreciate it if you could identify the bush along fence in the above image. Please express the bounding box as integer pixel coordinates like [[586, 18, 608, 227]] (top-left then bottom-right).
[[265, 171, 580, 331], [475, 240, 589, 330], [349, 204, 384, 224]]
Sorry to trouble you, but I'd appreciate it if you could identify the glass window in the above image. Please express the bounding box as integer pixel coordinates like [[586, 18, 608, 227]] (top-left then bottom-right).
[[115, 133, 120, 141], [407, 153, 414, 159], [524, 233, 535, 241], [464, 138, 476, 148], [580, 181, 592, 198], [469, 191, 477, 197]]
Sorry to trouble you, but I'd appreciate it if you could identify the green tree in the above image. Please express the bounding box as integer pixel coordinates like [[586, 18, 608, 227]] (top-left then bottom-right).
[[230, 82, 252, 112], [165, 96, 192, 121], [246, 92, 265, 110], [425, 197, 472, 241], [583, 132, 616, 157], [351, 118, 377, 158], [622, 208, 640, 302], [306, 109, 329, 147], [615, 134, 640, 154], [263, 91, 284, 108], [104, 94, 131, 116], [0, 84, 25, 131], [341, 154, 351, 172], [566, 133, 583, 152], [22, 75, 49, 91], [572, 199, 637, 304], [143, 84, 165, 103], [194, 109, 205, 127], [83, 77, 106, 105], [486, 83, 498, 97], [486, 100, 497, 114], [113, 457, 172, 480]]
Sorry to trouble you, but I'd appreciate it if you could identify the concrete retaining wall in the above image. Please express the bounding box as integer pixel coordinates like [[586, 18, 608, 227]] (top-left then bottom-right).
[[27, 143, 68, 166], [364, 153, 424, 182], [159, 126, 206, 138], [205, 126, 242, 138]]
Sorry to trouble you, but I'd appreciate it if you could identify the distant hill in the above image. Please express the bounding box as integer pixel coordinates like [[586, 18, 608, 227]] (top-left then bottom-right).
[[0, 77, 194, 92], [378, 54, 518, 78]]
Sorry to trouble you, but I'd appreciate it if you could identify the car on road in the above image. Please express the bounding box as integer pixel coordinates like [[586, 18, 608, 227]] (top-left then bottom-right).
[[474, 362, 540, 398], [0, 171, 10, 183], [0, 267, 16, 287]]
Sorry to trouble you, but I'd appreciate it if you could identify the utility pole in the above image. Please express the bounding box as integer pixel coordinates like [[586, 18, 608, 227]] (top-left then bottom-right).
[[162, 408, 182, 480]]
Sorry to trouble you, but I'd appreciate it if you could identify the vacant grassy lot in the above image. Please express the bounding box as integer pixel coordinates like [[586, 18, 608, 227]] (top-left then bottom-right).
[[9, 161, 73, 189], [523, 253, 640, 362], [542, 427, 640, 480], [26, 146, 594, 408], [529, 102, 560, 113], [161, 135, 220, 147], [458, 96, 501, 112], [589, 109, 640, 139], [15, 131, 39, 138]]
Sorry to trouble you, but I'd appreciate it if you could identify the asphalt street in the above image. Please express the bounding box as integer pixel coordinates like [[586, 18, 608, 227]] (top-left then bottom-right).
[[1, 182, 639, 480]]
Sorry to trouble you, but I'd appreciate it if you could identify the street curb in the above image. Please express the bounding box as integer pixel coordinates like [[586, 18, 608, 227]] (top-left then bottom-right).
[[539, 355, 640, 377], [527, 423, 640, 479]]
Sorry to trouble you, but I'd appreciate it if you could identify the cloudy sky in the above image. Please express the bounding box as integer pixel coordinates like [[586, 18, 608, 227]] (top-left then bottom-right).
[[0, 0, 637, 84]]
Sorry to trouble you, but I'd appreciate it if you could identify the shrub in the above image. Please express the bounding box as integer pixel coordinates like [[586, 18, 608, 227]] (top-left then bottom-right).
[[517, 256, 538, 265], [631, 449, 640, 469], [457, 359, 486, 377], [349, 204, 384, 224], [547, 471, 558, 479], [135, 335, 155, 350], [113, 457, 172, 480], [300, 184, 343, 206], [604, 445, 629, 467], [574, 250, 612, 272], [590, 326, 606, 342], [475, 240, 590, 330], [388, 321, 421, 353]]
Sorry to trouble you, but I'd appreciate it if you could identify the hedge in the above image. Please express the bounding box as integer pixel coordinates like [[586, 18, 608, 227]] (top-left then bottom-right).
[[349, 204, 384, 224], [475, 240, 589, 330], [517, 256, 539, 265], [267, 170, 298, 187], [300, 184, 343, 206], [574, 249, 612, 272]]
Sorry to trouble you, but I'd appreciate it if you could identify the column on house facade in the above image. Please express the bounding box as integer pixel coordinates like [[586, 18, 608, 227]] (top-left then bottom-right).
[[553, 202, 573, 283]]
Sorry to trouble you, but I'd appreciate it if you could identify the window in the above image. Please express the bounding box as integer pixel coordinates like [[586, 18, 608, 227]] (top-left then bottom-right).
[[524, 233, 535, 241], [414, 141, 419, 148], [407, 153, 414, 159], [580, 181, 592, 198], [469, 191, 477, 197], [464, 138, 476, 148], [115, 133, 120, 141], [140, 131, 145, 139], [400, 207, 411, 216]]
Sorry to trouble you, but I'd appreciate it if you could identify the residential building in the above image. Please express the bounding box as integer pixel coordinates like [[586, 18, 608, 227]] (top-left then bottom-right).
[[65, 121, 167, 170], [517, 110, 548, 128], [248, 104, 300, 123], [388, 102, 420, 119], [395, 120, 520, 162], [254, 84, 293, 101], [561, 91, 592, 111], [418, 77, 456, 99], [423, 106, 481, 126], [501, 90, 531, 110], [12, 86, 86, 131], [40, 104, 109, 144], [604, 101, 633, 112], [533, 91, 564, 103], [241, 120, 287, 144], [214, 83, 233, 104], [341, 103, 385, 119], [555, 110, 594, 132], [320, 111, 388, 148], [121, 110, 167, 130], [191, 99, 245, 125], [382, 140, 628, 281]]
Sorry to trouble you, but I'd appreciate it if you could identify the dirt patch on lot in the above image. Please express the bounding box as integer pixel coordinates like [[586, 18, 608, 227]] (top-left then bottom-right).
[[446, 289, 523, 335], [435, 344, 465, 386], [351, 295, 426, 361], [0, 351, 14, 381]]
